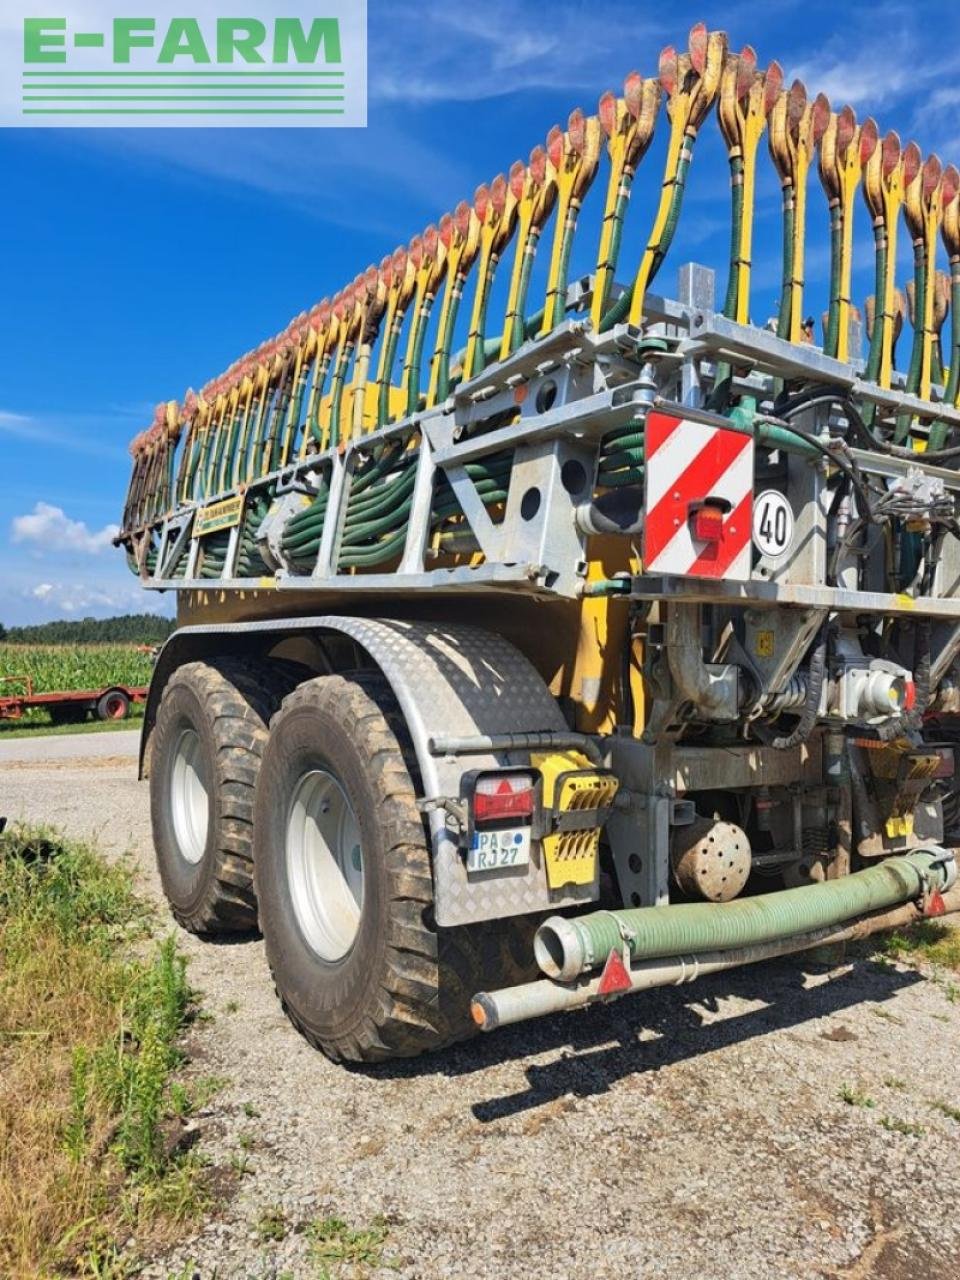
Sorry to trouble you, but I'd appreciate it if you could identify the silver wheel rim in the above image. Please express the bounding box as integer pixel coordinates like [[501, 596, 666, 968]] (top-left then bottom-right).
[[170, 728, 210, 865], [286, 768, 364, 961]]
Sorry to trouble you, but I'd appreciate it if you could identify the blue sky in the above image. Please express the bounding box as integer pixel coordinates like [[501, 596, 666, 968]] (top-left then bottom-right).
[[1, 0, 959, 625]]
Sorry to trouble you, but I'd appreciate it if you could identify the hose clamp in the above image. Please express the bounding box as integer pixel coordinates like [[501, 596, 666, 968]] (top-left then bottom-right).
[[914, 846, 957, 916]]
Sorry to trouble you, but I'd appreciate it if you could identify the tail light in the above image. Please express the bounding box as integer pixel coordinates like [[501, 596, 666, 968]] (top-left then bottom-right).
[[689, 498, 729, 544], [472, 772, 535, 824]]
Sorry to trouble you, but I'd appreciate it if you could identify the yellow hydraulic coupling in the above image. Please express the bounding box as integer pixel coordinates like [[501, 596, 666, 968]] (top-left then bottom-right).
[[817, 102, 866, 363], [768, 80, 824, 344], [401, 226, 448, 416], [500, 146, 558, 358], [627, 23, 726, 328], [464, 174, 520, 380], [591, 72, 661, 331], [539, 108, 602, 336], [427, 201, 482, 406], [717, 46, 782, 325]]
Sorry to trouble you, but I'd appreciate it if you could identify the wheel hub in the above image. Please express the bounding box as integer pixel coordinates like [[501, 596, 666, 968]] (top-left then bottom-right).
[[286, 768, 364, 961], [170, 727, 210, 865]]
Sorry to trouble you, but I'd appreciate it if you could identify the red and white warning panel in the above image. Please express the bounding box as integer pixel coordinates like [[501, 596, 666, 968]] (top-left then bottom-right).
[[643, 410, 754, 580]]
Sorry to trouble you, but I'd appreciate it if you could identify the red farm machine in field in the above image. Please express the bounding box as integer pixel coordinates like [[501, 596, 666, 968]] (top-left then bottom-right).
[[0, 676, 147, 725]]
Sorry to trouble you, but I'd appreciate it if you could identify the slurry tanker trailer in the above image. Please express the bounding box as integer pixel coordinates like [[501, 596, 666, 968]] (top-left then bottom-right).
[[118, 25, 960, 1061]]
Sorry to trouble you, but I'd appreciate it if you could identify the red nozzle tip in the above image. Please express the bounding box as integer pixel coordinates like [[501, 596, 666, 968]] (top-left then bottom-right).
[[546, 124, 564, 170]]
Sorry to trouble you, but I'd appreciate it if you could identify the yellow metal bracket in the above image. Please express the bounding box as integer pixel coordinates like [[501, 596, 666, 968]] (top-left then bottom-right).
[[628, 24, 726, 327], [591, 72, 661, 330], [539, 108, 601, 336], [532, 749, 620, 890], [818, 103, 866, 363], [500, 146, 557, 359], [426, 201, 482, 407], [464, 174, 520, 380], [904, 153, 946, 411], [718, 47, 781, 324], [768, 80, 821, 343]]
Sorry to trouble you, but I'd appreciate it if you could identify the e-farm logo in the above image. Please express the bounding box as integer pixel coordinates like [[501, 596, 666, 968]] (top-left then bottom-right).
[[1, 2, 366, 127]]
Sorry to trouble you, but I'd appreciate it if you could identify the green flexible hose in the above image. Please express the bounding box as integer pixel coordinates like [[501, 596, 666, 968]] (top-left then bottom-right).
[[539, 849, 953, 978], [599, 140, 694, 333], [776, 190, 796, 340], [824, 200, 843, 359]]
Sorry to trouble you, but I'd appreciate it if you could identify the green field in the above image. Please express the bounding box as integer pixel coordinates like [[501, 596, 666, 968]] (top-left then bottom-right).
[[0, 645, 154, 732]]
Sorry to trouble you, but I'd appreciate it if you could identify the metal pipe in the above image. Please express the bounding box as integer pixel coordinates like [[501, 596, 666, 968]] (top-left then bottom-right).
[[472, 886, 960, 1032], [535, 847, 957, 981], [428, 730, 603, 766]]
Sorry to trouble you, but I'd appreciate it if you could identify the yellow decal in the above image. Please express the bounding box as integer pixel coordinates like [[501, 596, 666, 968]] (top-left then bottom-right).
[[195, 495, 244, 537]]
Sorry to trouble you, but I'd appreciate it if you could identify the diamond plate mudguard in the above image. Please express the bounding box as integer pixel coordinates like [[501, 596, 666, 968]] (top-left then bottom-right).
[[328, 618, 591, 926]]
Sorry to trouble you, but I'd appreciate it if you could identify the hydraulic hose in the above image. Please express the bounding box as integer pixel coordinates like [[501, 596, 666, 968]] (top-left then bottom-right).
[[775, 387, 960, 465], [535, 848, 958, 981], [766, 624, 827, 750]]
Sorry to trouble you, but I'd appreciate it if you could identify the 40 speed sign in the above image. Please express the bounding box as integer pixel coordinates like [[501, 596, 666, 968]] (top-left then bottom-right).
[[752, 489, 794, 559]]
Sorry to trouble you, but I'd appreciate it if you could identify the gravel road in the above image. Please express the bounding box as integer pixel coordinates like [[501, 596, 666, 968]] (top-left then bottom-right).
[[3, 735, 960, 1280]]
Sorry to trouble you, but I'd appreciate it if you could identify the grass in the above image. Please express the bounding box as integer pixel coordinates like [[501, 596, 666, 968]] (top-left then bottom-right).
[[306, 1215, 395, 1278], [876, 920, 960, 972], [255, 1204, 289, 1243], [0, 708, 145, 740], [0, 824, 206, 1277], [838, 1083, 876, 1109], [879, 1116, 926, 1137]]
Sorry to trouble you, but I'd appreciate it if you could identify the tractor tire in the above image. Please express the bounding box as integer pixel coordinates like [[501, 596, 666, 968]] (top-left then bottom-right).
[[254, 671, 539, 1063], [150, 657, 305, 935], [97, 688, 130, 721]]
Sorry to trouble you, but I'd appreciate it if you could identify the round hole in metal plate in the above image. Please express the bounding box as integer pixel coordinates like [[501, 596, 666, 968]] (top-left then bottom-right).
[[536, 379, 558, 413], [520, 487, 542, 521], [561, 459, 587, 495]]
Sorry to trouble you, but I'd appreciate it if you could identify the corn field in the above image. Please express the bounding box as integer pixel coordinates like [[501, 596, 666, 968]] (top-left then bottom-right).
[[0, 645, 153, 695]]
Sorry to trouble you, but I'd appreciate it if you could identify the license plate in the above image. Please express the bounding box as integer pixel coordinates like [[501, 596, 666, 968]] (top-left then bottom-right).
[[467, 826, 531, 873]]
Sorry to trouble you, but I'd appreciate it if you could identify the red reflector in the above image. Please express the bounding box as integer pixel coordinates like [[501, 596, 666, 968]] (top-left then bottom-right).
[[474, 790, 533, 821], [903, 680, 916, 711], [473, 773, 534, 823], [690, 504, 725, 543], [924, 887, 947, 918], [597, 947, 632, 997]]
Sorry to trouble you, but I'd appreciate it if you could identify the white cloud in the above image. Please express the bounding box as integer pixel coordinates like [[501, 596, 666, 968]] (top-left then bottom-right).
[[12, 503, 120, 555], [0, 407, 131, 460], [18, 578, 175, 618], [369, 2, 663, 103]]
